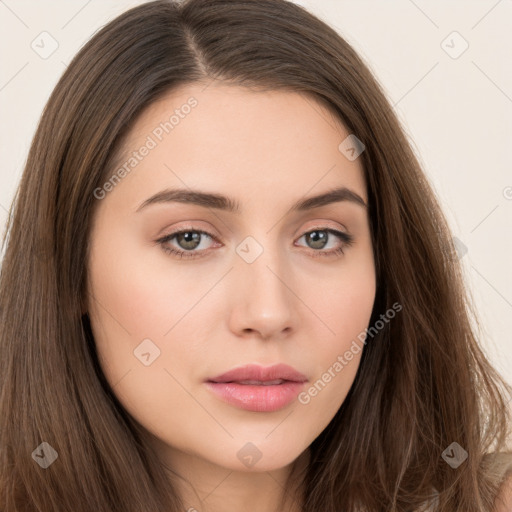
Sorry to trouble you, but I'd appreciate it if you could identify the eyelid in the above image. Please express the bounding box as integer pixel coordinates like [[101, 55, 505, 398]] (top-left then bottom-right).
[[297, 219, 349, 236], [156, 220, 220, 239]]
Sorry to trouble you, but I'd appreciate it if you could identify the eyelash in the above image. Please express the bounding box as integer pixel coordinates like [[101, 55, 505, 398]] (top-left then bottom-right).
[[156, 226, 354, 260]]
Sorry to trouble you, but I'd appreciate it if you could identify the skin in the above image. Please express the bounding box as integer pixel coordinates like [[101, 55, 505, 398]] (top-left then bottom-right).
[[86, 82, 376, 512]]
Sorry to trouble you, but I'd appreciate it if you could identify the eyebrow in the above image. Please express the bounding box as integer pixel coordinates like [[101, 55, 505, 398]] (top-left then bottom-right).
[[135, 185, 367, 214]]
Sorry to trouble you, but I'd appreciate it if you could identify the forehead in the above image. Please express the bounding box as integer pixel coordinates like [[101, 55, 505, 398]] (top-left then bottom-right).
[[104, 82, 367, 213]]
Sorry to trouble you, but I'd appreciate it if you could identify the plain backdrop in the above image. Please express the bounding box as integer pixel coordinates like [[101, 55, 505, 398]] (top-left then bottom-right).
[[0, 0, 511, 389]]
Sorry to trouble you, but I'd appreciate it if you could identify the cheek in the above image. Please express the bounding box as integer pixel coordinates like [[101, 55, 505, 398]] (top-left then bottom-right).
[[86, 253, 221, 463], [86, 250, 199, 435], [297, 255, 375, 422], [307, 245, 376, 350], [85, 232, 186, 391], [87, 227, 206, 349]]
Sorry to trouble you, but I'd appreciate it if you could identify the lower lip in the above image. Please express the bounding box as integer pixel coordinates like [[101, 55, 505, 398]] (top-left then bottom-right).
[[205, 381, 306, 412]]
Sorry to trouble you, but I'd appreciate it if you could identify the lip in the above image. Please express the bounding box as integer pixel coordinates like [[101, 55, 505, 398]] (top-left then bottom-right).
[[205, 364, 308, 412], [208, 363, 308, 384]]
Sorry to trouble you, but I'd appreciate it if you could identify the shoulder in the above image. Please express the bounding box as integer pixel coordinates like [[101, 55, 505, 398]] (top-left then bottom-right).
[[494, 472, 512, 512], [482, 451, 512, 512]]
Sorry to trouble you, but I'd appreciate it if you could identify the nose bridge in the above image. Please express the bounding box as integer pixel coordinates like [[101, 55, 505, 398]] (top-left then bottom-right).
[[237, 232, 289, 297], [230, 231, 296, 336]]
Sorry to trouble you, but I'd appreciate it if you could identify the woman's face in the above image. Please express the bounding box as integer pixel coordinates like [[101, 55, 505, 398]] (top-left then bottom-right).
[[86, 82, 376, 475]]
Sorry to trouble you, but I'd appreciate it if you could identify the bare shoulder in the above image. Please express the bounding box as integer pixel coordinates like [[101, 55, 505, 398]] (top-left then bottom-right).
[[494, 473, 512, 512]]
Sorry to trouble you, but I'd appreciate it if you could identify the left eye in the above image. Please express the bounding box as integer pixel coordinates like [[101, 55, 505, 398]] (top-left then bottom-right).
[[160, 229, 214, 254], [156, 227, 354, 259]]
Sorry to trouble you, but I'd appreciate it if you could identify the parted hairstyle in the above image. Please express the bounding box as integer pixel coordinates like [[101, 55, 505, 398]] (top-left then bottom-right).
[[1, 0, 511, 511]]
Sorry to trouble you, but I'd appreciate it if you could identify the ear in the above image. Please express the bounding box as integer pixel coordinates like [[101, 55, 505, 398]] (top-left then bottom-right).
[[494, 473, 512, 512]]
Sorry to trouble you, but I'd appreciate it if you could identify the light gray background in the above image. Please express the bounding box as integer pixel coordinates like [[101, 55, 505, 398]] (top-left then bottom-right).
[[1, 1, 511, 388]]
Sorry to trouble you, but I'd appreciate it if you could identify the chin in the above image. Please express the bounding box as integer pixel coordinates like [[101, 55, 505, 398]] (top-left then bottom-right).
[[208, 439, 308, 473]]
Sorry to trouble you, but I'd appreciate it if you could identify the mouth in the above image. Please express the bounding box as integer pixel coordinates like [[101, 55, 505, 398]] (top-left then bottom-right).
[[205, 364, 308, 412]]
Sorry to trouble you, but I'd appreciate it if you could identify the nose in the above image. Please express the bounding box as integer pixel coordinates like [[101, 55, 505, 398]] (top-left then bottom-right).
[[227, 242, 299, 341]]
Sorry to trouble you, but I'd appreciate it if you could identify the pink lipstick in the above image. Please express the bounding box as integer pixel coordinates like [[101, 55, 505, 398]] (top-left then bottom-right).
[[205, 363, 307, 412]]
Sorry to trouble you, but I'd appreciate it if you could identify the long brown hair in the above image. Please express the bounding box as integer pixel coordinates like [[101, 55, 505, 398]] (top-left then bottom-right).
[[1, 0, 511, 510]]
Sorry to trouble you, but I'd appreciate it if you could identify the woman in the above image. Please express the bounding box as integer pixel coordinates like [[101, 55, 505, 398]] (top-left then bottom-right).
[[0, 0, 511, 510]]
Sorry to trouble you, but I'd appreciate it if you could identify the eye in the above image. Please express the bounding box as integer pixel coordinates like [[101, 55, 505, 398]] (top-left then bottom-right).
[[295, 228, 354, 258], [156, 227, 354, 259], [156, 227, 218, 259]]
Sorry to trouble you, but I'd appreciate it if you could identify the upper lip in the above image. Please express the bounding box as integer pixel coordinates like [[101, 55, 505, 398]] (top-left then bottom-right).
[[207, 363, 308, 383]]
